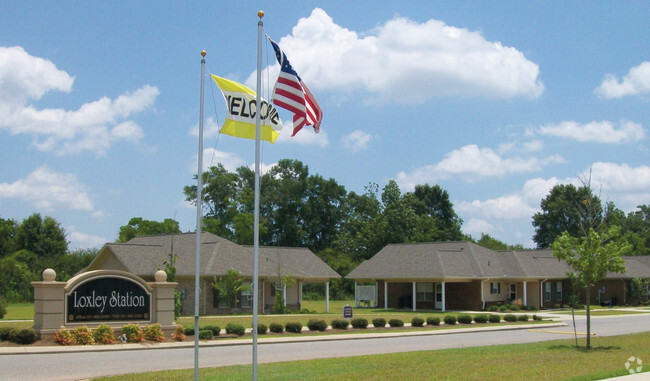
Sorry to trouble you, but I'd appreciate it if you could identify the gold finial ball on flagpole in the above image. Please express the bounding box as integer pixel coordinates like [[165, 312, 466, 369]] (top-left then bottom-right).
[[258, 10, 264, 19], [201, 50, 206, 57]]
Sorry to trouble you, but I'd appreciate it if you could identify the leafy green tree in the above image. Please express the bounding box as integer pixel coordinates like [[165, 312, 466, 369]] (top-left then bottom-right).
[[628, 278, 649, 304], [552, 225, 630, 349], [533, 184, 603, 248], [57, 248, 98, 280], [473, 233, 525, 251], [15, 213, 67, 267], [409, 184, 463, 241], [117, 217, 181, 243], [212, 269, 249, 307], [621, 205, 650, 255], [0, 217, 17, 258]]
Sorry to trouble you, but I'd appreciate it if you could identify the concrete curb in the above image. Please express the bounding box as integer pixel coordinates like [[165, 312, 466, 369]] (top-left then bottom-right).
[[0, 322, 567, 355]]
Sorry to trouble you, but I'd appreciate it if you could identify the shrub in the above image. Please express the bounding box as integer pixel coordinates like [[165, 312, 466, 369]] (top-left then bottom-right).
[[443, 315, 457, 325], [285, 322, 303, 333], [503, 304, 513, 310], [517, 314, 529, 322], [299, 308, 316, 314], [411, 317, 424, 327], [184, 327, 195, 336], [203, 325, 221, 336], [0, 327, 16, 341], [198, 329, 213, 340], [552, 304, 561, 309], [0, 296, 7, 319], [489, 315, 501, 323], [93, 324, 116, 344], [307, 319, 328, 331], [503, 314, 517, 322], [269, 322, 284, 333], [172, 325, 185, 341], [121, 324, 144, 343], [426, 317, 441, 326], [473, 314, 488, 323], [532, 315, 542, 321], [510, 306, 520, 312], [144, 324, 165, 342], [457, 314, 473, 324], [53, 329, 74, 345], [372, 318, 386, 328], [388, 319, 404, 328], [487, 305, 499, 312], [13, 328, 38, 345], [499, 306, 508, 312], [225, 323, 245, 336], [527, 306, 538, 311], [351, 318, 369, 329], [72, 326, 94, 345], [331, 319, 349, 330], [257, 324, 268, 335]]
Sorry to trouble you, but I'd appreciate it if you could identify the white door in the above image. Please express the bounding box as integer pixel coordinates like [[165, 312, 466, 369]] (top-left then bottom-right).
[[435, 283, 443, 309]]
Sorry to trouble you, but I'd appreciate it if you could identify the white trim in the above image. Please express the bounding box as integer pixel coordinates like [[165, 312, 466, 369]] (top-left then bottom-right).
[[441, 281, 446, 312], [412, 282, 417, 312], [325, 281, 330, 313], [384, 281, 388, 310]]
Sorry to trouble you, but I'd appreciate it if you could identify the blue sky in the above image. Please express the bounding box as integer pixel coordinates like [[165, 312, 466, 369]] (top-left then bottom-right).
[[1, 1, 648, 250]]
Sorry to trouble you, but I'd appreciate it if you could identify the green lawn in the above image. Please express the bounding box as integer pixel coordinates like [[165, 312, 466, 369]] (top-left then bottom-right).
[[93, 331, 650, 380], [553, 309, 646, 316], [1, 303, 34, 320]]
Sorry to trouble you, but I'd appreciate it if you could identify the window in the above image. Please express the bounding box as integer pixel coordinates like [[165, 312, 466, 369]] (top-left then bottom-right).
[[240, 282, 252, 308], [544, 282, 552, 301], [490, 282, 501, 295], [555, 281, 563, 301], [416, 282, 434, 301]]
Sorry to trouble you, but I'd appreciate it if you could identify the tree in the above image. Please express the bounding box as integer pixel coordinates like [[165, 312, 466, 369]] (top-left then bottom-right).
[[117, 217, 181, 243], [14, 213, 67, 271], [0, 217, 17, 258], [212, 269, 249, 308], [532, 184, 602, 248], [409, 184, 463, 241], [552, 225, 630, 349]]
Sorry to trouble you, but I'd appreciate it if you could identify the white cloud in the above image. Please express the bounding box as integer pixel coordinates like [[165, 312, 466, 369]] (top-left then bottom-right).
[[196, 148, 245, 173], [275, 120, 329, 147], [538, 120, 645, 144], [590, 162, 650, 192], [462, 218, 498, 237], [342, 130, 372, 153], [0, 46, 158, 155], [67, 229, 107, 250], [396, 144, 560, 190], [259, 8, 543, 102], [595, 61, 650, 98], [0, 166, 94, 211], [457, 194, 536, 220]]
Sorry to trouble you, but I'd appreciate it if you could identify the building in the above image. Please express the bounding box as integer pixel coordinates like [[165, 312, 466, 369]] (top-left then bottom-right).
[[86, 232, 340, 315], [346, 241, 650, 311]]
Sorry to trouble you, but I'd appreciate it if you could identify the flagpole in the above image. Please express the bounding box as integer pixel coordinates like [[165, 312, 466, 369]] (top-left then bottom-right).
[[252, 10, 264, 381], [194, 49, 206, 381]]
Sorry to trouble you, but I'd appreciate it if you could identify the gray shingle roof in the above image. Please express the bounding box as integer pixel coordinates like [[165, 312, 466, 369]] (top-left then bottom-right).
[[89, 232, 340, 280], [346, 241, 650, 281]]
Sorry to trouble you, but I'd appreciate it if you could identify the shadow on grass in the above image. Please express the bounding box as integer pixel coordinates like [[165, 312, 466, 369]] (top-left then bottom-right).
[[548, 344, 622, 352]]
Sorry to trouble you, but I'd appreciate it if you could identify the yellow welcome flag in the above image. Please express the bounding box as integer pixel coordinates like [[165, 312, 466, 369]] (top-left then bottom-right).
[[211, 74, 282, 143]]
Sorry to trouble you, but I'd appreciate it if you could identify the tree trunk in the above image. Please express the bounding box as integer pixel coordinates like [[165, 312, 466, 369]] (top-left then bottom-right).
[[586, 286, 591, 349]]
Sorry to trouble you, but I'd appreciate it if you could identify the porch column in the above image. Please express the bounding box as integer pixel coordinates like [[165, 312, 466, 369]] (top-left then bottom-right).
[[441, 281, 446, 312], [262, 281, 265, 314], [384, 281, 388, 310], [283, 283, 287, 307], [355, 281, 358, 307], [325, 281, 330, 313], [412, 282, 416, 312], [523, 281, 528, 306], [299, 280, 303, 308]]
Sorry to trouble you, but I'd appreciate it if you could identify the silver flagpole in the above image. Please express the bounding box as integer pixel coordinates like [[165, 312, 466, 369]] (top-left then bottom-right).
[[252, 10, 264, 381], [194, 50, 206, 381]]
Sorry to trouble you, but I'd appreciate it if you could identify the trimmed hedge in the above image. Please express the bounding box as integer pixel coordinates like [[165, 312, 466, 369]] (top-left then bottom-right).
[[203, 325, 221, 336], [225, 323, 245, 336], [93, 324, 116, 344], [487, 305, 499, 312], [331, 319, 349, 330], [411, 317, 424, 327], [372, 318, 386, 328], [269, 322, 284, 333], [473, 314, 488, 324], [184, 327, 195, 336], [388, 319, 404, 328], [503, 314, 517, 322], [443, 315, 457, 325], [351, 318, 369, 329], [172, 325, 185, 341], [517, 314, 529, 322], [0, 327, 16, 341], [144, 323, 165, 342], [121, 324, 144, 343], [307, 319, 328, 332], [198, 329, 213, 340], [285, 322, 303, 333], [257, 324, 268, 334], [72, 326, 94, 345], [426, 317, 441, 326], [13, 329, 38, 345], [488, 315, 502, 323], [457, 314, 473, 324]]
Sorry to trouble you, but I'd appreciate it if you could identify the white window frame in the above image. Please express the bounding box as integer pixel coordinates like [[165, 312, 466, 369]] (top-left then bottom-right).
[[490, 282, 501, 295], [240, 282, 253, 308], [416, 282, 434, 302], [544, 282, 552, 302]]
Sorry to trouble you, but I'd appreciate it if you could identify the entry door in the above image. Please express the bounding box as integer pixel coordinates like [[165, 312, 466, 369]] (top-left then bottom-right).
[[510, 283, 517, 301], [435, 283, 443, 309]]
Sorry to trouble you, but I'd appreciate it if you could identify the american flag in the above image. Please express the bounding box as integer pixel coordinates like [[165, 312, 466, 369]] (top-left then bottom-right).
[[267, 36, 322, 136]]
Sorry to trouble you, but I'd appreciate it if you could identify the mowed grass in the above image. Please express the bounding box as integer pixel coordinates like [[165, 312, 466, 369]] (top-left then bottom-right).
[[93, 331, 650, 381], [1, 303, 34, 320]]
